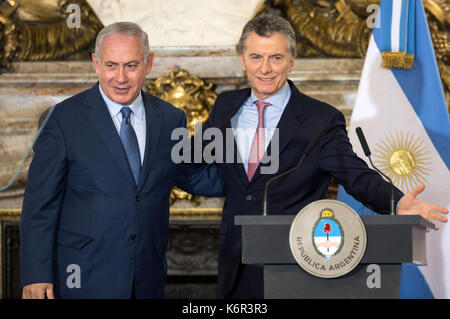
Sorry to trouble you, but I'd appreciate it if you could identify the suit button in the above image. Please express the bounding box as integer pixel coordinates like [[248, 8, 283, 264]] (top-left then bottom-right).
[[130, 234, 136, 241], [136, 195, 141, 202], [246, 195, 253, 201]]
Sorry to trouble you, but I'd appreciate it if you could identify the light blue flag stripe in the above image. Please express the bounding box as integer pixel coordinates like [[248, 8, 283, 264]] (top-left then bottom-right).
[[379, 0, 393, 52], [406, 0, 415, 55], [398, 0, 408, 52], [400, 264, 434, 299]]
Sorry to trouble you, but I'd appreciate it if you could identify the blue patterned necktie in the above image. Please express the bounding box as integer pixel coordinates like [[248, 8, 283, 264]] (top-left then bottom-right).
[[120, 107, 141, 185]]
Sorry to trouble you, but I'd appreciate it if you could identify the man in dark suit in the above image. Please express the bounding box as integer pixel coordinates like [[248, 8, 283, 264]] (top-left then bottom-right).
[[20, 22, 223, 299], [203, 14, 448, 298]]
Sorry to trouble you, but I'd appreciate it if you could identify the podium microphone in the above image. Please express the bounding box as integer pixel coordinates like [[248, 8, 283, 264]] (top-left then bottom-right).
[[262, 126, 328, 216], [355, 127, 396, 215]]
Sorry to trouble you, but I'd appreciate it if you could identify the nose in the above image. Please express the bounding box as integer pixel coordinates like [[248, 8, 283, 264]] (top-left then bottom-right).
[[116, 66, 127, 83], [260, 57, 272, 74]]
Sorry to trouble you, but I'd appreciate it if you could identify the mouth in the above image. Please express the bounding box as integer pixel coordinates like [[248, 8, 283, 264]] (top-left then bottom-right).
[[113, 86, 131, 94], [257, 76, 276, 83]]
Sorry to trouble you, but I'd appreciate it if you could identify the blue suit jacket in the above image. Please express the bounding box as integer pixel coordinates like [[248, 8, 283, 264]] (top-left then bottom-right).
[[20, 84, 223, 298], [204, 80, 404, 298]]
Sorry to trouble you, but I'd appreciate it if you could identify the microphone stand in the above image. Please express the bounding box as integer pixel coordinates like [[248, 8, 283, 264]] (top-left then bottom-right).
[[262, 126, 327, 216], [366, 156, 396, 215], [263, 153, 307, 216], [355, 127, 396, 215]]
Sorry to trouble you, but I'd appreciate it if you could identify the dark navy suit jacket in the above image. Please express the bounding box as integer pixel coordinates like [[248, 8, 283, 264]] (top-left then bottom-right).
[[20, 84, 223, 298], [204, 80, 403, 298]]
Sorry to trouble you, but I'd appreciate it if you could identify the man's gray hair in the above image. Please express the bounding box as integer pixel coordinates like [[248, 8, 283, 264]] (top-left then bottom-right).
[[94, 22, 150, 61], [237, 14, 297, 57]]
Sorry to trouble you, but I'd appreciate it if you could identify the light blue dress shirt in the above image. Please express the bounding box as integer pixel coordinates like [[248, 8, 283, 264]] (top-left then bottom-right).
[[231, 82, 291, 173], [99, 85, 146, 165]]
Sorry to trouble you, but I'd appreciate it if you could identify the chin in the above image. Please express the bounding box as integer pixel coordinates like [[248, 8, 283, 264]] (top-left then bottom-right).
[[112, 96, 132, 105], [258, 89, 277, 97]]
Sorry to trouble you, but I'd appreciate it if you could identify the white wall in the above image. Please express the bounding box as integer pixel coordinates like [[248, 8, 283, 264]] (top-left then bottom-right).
[[86, 0, 264, 47]]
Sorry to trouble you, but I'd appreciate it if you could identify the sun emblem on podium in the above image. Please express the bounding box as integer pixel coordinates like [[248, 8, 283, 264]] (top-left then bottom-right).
[[372, 131, 431, 192]]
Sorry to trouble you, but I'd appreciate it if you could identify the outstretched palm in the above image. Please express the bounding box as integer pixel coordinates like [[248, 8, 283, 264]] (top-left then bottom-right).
[[398, 184, 448, 230]]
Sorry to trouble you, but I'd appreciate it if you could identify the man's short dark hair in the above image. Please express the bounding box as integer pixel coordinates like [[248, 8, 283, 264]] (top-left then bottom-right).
[[95, 21, 150, 62], [237, 14, 297, 57]]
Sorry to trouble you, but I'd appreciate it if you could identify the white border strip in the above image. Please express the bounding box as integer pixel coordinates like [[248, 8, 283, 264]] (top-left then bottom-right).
[[391, 0, 403, 52]]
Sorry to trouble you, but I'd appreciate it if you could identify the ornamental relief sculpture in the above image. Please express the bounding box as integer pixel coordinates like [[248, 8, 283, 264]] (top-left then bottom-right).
[[0, 0, 102, 68], [147, 69, 217, 206]]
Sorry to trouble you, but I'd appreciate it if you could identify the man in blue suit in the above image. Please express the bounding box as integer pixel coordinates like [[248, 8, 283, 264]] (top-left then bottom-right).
[[20, 22, 223, 299], [203, 15, 448, 298]]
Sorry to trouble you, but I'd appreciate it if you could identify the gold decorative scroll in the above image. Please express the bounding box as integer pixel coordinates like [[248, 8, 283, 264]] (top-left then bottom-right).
[[0, 0, 102, 67], [146, 69, 217, 206], [147, 69, 217, 136], [270, 0, 372, 57]]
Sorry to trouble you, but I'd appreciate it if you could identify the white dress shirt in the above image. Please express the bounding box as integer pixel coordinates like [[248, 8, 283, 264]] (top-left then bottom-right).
[[230, 82, 291, 173], [99, 85, 146, 165]]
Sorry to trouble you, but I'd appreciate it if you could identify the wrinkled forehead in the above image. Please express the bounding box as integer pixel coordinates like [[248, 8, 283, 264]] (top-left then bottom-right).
[[99, 33, 146, 61], [243, 31, 291, 55]]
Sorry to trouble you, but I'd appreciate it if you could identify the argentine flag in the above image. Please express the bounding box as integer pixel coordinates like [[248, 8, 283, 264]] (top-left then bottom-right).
[[337, 0, 450, 298]]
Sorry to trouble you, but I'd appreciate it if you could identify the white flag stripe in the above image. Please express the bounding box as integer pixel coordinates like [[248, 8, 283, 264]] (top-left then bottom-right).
[[391, 0, 403, 52]]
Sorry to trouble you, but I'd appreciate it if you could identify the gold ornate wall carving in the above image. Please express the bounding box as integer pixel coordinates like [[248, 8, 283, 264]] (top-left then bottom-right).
[[147, 69, 218, 206], [0, 0, 102, 68], [147, 69, 217, 136]]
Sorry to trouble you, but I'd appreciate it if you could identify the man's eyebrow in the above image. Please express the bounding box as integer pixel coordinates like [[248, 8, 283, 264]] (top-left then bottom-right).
[[248, 53, 284, 57], [103, 60, 140, 65]]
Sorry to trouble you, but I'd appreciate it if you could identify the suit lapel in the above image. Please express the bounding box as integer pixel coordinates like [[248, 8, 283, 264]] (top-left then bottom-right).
[[249, 80, 305, 185], [137, 93, 163, 191], [271, 81, 305, 156], [82, 84, 136, 188]]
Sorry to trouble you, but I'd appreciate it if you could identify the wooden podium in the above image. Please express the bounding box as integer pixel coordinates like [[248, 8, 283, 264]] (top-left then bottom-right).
[[235, 215, 433, 298]]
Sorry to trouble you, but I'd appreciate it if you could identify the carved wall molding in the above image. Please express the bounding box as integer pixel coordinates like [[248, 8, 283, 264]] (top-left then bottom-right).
[[0, 209, 20, 221]]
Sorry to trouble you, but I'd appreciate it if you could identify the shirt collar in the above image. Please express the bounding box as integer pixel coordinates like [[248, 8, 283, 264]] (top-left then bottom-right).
[[248, 81, 291, 110], [98, 84, 145, 121]]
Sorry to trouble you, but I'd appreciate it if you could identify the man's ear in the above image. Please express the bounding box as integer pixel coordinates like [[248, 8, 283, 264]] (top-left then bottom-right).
[[239, 55, 247, 72], [145, 53, 154, 75], [92, 53, 100, 75], [288, 55, 295, 72]]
